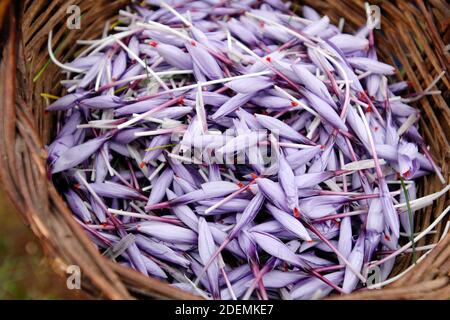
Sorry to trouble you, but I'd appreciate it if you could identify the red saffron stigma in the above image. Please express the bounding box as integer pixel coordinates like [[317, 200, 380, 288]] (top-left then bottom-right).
[[291, 101, 299, 107], [191, 41, 197, 46], [293, 208, 301, 218], [149, 41, 158, 47], [139, 162, 146, 169], [265, 56, 271, 62]]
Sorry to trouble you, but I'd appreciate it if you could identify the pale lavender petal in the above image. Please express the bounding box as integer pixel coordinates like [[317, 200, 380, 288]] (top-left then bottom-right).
[[266, 204, 312, 241], [51, 134, 111, 174], [186, 42, 223, 80], [198, 217, 220, 299], [251, 231, 305, 268], [342, 232, 365, 293], [347, 57, 395, 75], [135, 221, 197, 244], [291, 271, 343, 300], [65, 189, 92, 222], [225, 76, 272, 94], [261, 270, 308, 289], [166, 189, 199, 231], [135, 234, 190, 267], [255, 114, 314, 145], [154, 42, 193, 69]]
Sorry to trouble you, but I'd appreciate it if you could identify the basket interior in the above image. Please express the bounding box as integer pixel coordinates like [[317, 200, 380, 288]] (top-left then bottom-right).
[[9, 0, 450, 299]]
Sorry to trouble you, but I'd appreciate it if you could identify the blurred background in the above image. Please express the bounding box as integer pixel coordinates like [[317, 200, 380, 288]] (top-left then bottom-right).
[[0, 189, 81, 299]]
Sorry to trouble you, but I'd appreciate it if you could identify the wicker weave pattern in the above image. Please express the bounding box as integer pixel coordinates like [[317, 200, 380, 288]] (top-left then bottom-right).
[[0, 0, 448, 299]]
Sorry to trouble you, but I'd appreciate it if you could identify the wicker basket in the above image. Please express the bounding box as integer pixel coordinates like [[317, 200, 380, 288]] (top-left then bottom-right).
[[0, 0, 448, 300]]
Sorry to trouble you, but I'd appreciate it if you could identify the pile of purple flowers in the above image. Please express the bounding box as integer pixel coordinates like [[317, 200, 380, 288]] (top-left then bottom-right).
[[46, 0, 446, 299]]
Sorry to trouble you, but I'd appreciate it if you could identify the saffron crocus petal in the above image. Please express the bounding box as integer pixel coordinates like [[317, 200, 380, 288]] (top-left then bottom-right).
[[337, 216, 352, 264], [285, 145, 323, 170], [366, 190, 384, 234], [119, 63, 144, 80], [278, 152, 299, 211], [255, 114, 314, 145], [187, 91, 228, 107], [217, 132, 264, 154], [140, 254, 167, 279], [88, 182, 145, 200], [113, 128, 146, 144], [347, 57, 396, 75], [166, 189, 199, 231], [197, 198, 251, 215], [167, 181, 240, 207], [147, 168, 174, 206], [80, 95, 123, 109], [342, 232, 365, 294], [135, 234, 190, 268], [251, 231, 306, 268], [300, 88, 347, 132], [94, 150, 108, 183], [186, 42, 223, 80], [266, 204, 311, 241], [291, 271, 344, 300], [221, 274, 254, 300], [65, 189, 92, 222], [346, 106, 370, 150], [47, 93, 85, 111], [390, 102, 418, 117], [143, 29, 185, 47], [79, 62, 101, 88], [250, 95, 292, 110], [64, 54, 102, 70], [380, 181, 400, 238], [295, 171, 338, 189], [209, 225, 246, 259], [134, 221, 197, 244], [51, 134, 111, 174], [127, 36, 140, 60], [227, 18, 259, 45], [292, 65, 336, 108], [256, 178, 289, 212], [302, 16, 330, 36], [115, 98, 168, 116], [112, 50, 127, 80], [198, 217, 220, 299], [154, 42, 193, 69], [124, 241, 149, 276], [210, 93, 254, 120], [229, 192, 265, 239], [302, 5, 321, 21], [261, 271, 308, 289], [397, 142, 419, 178], [225, 76, 272, 94], [329, 34, 369, 53]]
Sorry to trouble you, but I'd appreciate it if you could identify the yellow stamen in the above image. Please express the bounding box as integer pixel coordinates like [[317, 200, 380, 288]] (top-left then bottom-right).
[[145, 144, 176, 152], [40, 93, 60, 100]]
